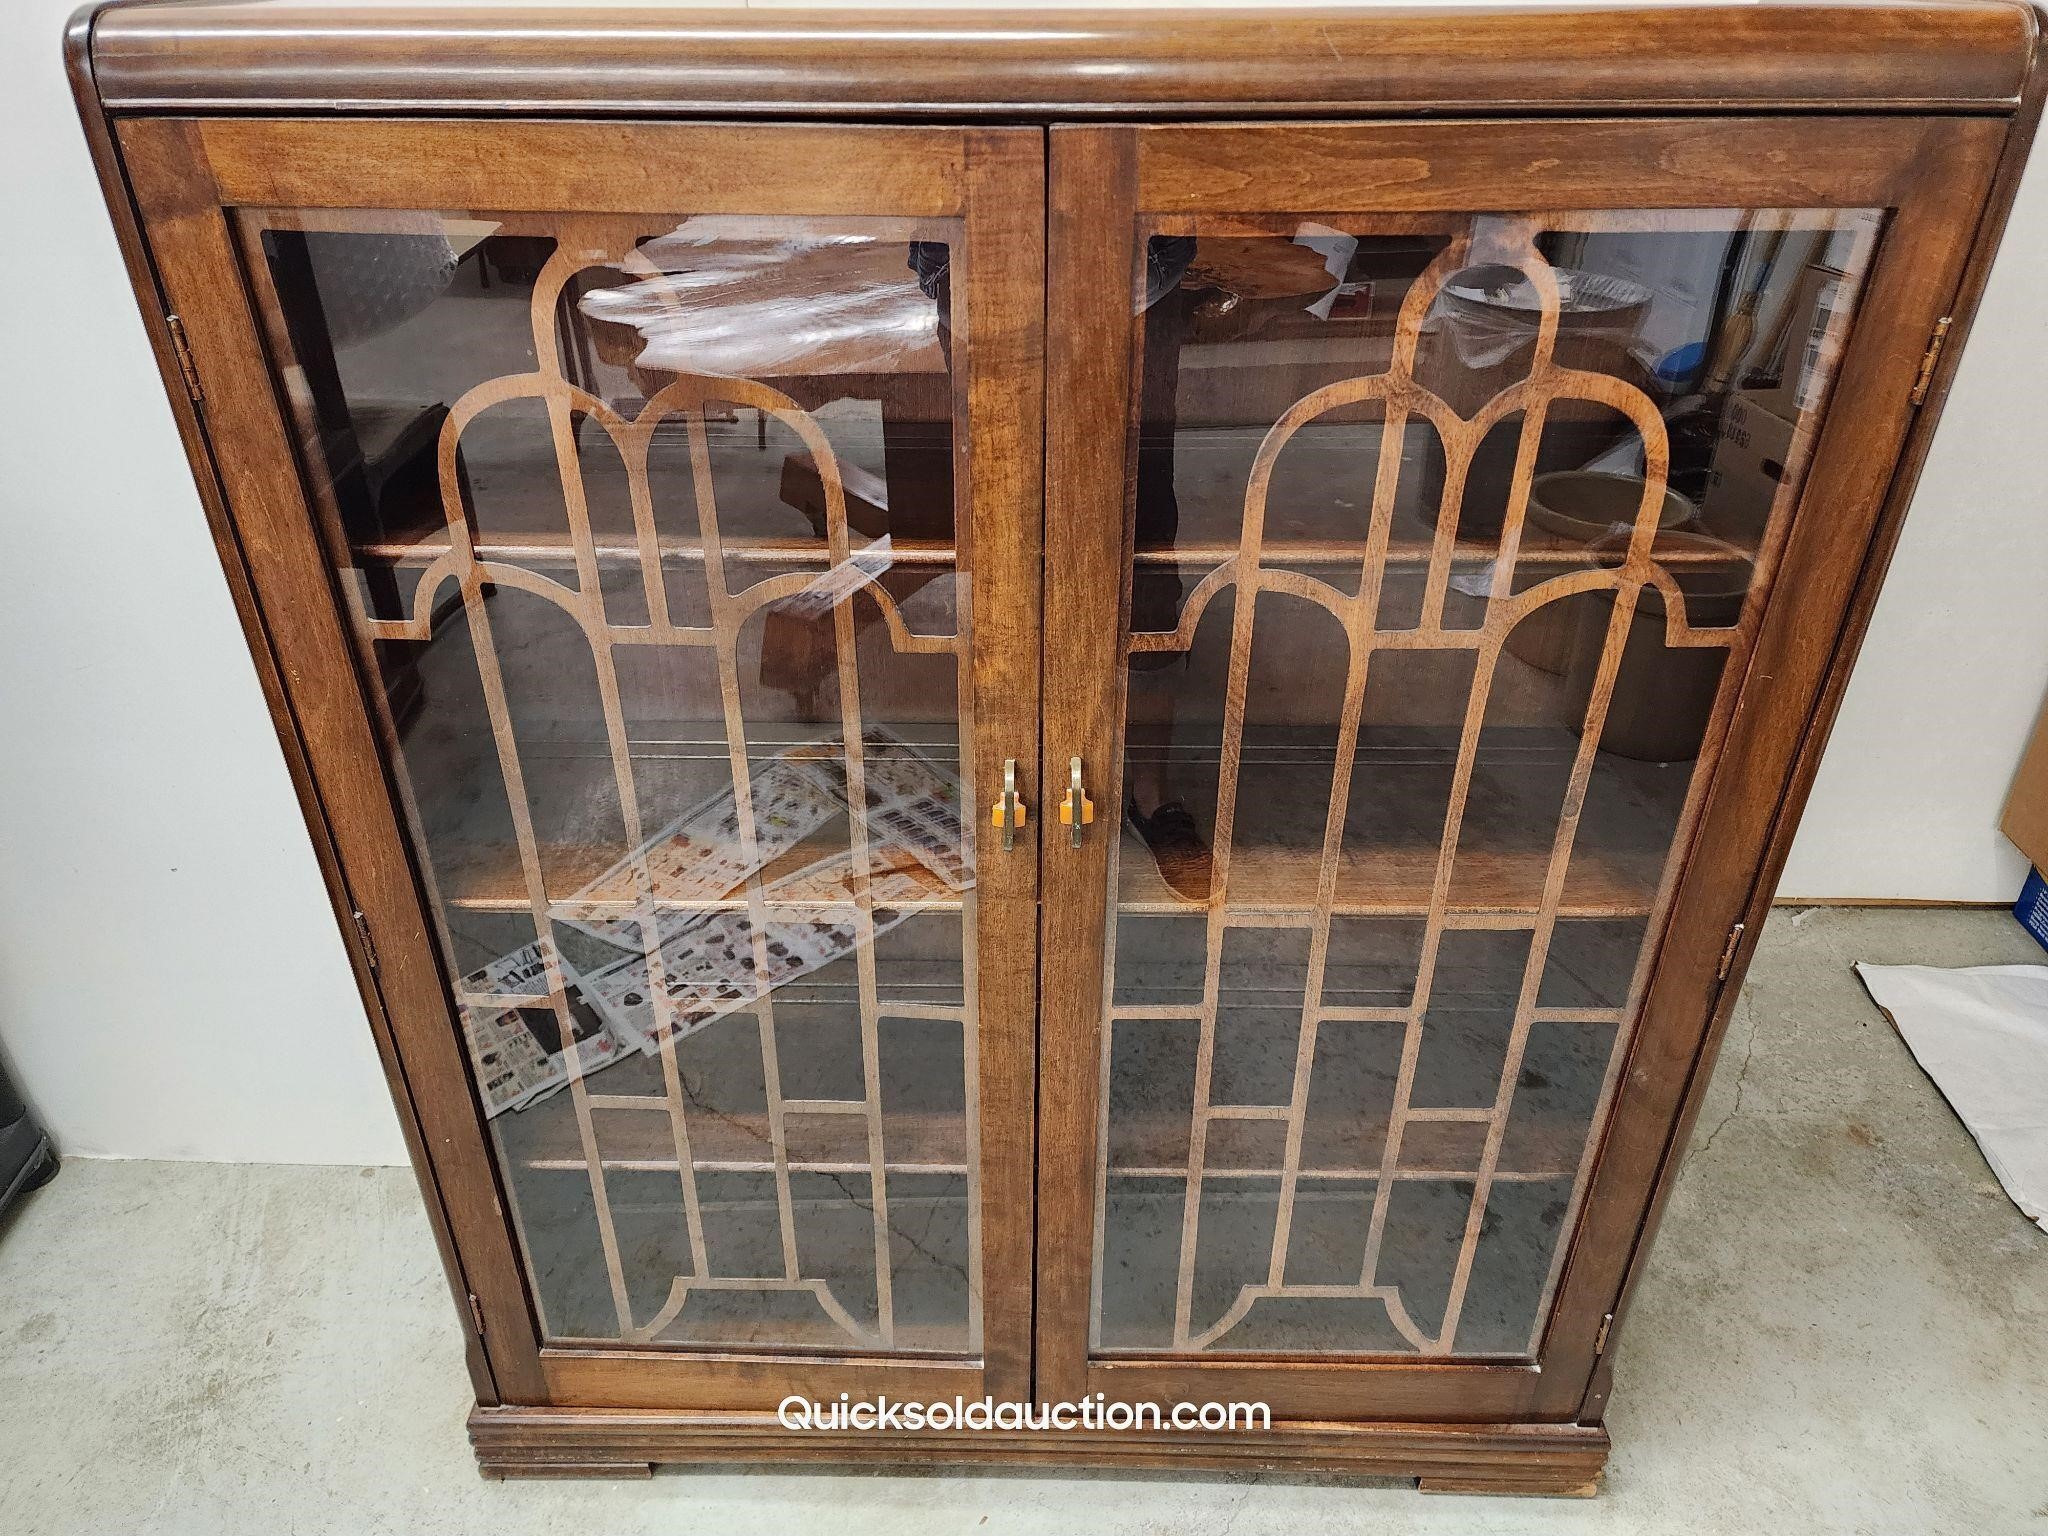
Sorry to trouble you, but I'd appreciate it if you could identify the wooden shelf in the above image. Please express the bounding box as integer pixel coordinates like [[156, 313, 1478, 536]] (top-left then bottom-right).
[[443, 835, 963, 916], [501, 1099, 972, 1177], [503, 1091, 1586, 1185], [359, 530, 960, 568], [546, 1319, 971, 1357], [1118, 836, 1663, 918], [1110, 723, 1684, 919], [1134, 526, 1754, 570], [440, 829, 1649, 921], [399, 722, 969, 920], [422, 753, 1666, 920]]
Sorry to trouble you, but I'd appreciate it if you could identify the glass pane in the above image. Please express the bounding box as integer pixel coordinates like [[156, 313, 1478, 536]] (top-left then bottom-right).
[[244, 209, 980, 1356], [1097, 210, 1879, 1357]]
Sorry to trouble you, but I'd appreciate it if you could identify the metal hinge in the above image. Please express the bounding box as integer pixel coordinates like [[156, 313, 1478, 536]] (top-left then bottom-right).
[[468, 1294, 487, 1336], [165, 314, 204, 405], [351, 909, 379, 971], [1594, 1312, 1615, 1354], [1716, 921, 1747, 982], [1909, 316, 1953, 407]]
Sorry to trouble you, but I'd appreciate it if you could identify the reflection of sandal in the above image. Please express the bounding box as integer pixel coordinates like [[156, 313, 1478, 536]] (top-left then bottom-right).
[[1128, 800, 1212, 903]]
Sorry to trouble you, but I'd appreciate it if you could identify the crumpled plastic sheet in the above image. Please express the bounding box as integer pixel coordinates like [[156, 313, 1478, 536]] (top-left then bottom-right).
[[578, 219, 946, 380]]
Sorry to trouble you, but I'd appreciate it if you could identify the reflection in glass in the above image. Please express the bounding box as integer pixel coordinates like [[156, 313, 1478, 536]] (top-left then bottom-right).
[[246, 210, 981, 1355], [1098, 210, 1879, 1357]]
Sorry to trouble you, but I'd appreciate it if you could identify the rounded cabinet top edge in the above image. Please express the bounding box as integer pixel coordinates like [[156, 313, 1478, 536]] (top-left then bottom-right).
[[80, 1, 2038, 116]]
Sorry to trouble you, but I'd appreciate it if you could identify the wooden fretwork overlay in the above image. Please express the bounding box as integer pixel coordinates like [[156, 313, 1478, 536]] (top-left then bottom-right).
[[252, 211, 980, 1357], [1090, 214, 1868, 1358]]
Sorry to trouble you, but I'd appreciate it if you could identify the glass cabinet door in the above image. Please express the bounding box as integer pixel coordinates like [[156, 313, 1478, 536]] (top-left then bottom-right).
[[1038, 118, 1996, 1417], [251, 206, 995, 1359], [121, 119, 1042, 1406], [1093, 205, 1877, 1359]]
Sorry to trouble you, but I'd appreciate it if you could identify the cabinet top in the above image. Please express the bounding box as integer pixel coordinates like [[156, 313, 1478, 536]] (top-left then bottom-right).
[[76, 1, 2039, 117]]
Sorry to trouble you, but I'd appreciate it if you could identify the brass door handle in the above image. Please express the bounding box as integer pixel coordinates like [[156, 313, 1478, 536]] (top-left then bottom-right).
[[991, 758, 1027, 851], [1059, 756, 1095, 847]]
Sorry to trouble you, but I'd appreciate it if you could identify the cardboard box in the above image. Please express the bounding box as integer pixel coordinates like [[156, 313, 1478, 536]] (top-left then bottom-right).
[[1747, 261, 1857, 422], [1702, 389, 1799, 545], [2002, 696, 2048, 954], [2003, 695, 2048, 870]]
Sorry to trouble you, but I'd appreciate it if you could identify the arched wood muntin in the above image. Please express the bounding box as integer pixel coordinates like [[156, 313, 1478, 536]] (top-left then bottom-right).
[[1088, 213, 1847, 1363]]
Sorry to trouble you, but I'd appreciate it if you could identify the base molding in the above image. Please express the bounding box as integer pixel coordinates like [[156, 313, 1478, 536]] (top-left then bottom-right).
[[468, 1405, 1608, 1494], [1420, 1472, 1601, 1497], [485, 1459, 655, 1480]]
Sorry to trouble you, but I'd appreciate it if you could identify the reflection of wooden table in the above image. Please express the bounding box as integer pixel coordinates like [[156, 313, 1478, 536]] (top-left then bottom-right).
[[577, 239, 954, 547], [1184, 236, 1341, 300], [582, 240, 948, 382], [1175, 237, 1413, 431], [574, 240, 962, 719]]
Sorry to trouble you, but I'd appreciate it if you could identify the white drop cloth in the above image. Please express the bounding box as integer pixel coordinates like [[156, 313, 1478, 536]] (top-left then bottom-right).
[[1854, 962, 2048, 1233]]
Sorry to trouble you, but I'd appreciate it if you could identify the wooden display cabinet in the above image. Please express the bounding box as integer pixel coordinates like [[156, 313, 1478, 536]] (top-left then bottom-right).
[[69, 0, 2043, 1494]]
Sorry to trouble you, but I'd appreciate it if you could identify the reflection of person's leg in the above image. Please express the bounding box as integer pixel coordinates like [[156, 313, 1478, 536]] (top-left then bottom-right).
[[1125, 256, 1211, 901], [1126, 449, 1183, 822], [1126, 667, 1209, 900], [1126, 670, 1173, 817]]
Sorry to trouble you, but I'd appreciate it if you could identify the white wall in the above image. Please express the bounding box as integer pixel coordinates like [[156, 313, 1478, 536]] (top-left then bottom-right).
[[0, 0, 408, 1163], [1775, 141, 2048, 901], [1, 0, 2043, 1164]]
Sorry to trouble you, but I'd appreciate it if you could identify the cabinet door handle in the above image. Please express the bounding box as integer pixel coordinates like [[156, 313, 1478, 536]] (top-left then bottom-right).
[[1059, 756, 1096, 847], [991, 758, 1027, 851]]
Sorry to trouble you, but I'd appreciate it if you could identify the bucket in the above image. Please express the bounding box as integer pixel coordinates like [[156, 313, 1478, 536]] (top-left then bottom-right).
[[1562, 536, 1754, 763], [1413, 265, 1653, 540], [1505, 473, 1695, 675]]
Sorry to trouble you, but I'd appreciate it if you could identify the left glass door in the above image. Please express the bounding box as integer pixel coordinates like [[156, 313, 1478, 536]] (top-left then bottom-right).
[[119, 118, 1043, 1408]]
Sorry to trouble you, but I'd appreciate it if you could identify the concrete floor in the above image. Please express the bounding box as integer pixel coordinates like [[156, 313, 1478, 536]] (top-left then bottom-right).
[[2, 906, 2044, 1534]]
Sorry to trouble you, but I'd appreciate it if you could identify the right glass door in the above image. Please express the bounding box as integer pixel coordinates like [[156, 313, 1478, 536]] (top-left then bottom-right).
[[1038, 117, 2002, 1419], [1100, 205, 1880, 1361]]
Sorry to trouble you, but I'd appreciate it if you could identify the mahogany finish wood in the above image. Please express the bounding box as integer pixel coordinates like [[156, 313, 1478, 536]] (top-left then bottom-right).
[[72, 0, 2043, 1497], [464, 1404, 1610, 1490], [1574, 28, 2048, 1427], [86, 2, 2033, 117], [62, 5, 502, 1409]]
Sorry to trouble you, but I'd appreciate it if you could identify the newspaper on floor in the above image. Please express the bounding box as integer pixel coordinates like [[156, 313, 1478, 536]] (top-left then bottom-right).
[[460, 728, 973, 1099], [551, 753, 848, 955], [786, 728, 972, 893], [458, 942, 632, 1118], [550, 728, 967, 947], [579, 842, 955, 1053]]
